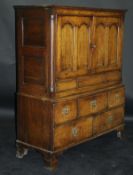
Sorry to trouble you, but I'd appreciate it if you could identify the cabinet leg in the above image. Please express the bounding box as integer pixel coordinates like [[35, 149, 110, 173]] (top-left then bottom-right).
[[16, 143, 29, 159], [42, 153, 59, 171], [117, 127, 125, 140]]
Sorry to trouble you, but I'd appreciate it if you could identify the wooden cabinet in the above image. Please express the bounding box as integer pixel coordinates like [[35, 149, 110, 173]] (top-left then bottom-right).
[[15, 5, 126, 170]]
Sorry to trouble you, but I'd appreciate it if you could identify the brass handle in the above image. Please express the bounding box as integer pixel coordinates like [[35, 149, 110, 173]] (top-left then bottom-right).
[[72, 127, 78, 137], [90, 100, 97, 109], [107, 115, 113, 124], [62, 106, 70, 115], [90, 43, 96, 49]]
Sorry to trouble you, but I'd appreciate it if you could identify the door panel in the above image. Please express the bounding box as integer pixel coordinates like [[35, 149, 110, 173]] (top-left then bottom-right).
[[108, 25, 118, 65], [77, 24, 91, 70], [56, 16, 92, 79], [92, 24, 107, 69], [92, 17, 122, 73], [61, 23, 74, 72]]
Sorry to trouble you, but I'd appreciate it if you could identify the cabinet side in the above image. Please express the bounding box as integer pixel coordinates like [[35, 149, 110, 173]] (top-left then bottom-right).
[[15, 7, 53, 151]]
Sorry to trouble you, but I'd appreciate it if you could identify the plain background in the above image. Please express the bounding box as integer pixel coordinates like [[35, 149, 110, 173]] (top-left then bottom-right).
[[0, 0, 133, 118]]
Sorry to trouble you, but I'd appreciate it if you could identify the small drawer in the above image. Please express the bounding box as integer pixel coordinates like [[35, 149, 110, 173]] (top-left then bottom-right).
[[54, 117, 93, 150], [54, 100, 77, 125], [93, 107, 124, 135], [108, 87, 125, 108], [79, 92, 107, 117]]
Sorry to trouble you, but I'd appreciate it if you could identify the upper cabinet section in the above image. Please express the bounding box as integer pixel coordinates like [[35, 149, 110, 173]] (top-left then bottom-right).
[[55, 14, 124, 79]]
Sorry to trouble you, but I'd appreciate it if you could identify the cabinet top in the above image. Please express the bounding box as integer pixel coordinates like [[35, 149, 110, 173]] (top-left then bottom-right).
[[14, 5, 127, 13]]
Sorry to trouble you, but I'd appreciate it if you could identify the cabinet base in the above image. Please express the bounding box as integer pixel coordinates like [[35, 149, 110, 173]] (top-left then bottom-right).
[[16, 125, 125, 170]]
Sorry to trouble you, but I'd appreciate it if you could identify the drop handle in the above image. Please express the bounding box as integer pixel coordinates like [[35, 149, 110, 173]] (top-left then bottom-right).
[[90, 43, 96, 49], [62, 106, 70, 115], [72, 127, 78, 137], [90, 100, 97, 109]]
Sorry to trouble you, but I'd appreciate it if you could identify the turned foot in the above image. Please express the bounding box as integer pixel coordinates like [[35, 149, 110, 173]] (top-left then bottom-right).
[[16, 144, 29, 159], [43, 153, 59, 171], [117, 130, 123, 139], [117, 128, 126, 140]]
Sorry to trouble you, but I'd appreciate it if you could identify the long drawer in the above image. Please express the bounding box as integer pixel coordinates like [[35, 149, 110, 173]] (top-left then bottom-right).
[[93, 106, 124, 135], [54, 117, 93, 150]]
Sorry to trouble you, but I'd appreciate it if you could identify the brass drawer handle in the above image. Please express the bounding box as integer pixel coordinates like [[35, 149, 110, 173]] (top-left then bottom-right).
[[72, 127, 78, 137], [107, 115, 113, 124], [90, 100, 97, 109], [62, 106, 70, 115]]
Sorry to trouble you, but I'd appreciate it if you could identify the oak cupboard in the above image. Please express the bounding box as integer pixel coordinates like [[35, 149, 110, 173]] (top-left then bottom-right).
[[14, 5, 126, 170]]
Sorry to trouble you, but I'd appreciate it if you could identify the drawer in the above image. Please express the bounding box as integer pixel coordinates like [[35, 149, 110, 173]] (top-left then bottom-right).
[[54, 100, 77, 125], [54, 117, 93, 150], [79, 92, 107, 117], [108, 87, 125, 108], [93, 107, 124, 135]]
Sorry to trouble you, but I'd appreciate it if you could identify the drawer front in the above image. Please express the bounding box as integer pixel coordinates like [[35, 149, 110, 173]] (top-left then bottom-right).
[[54, 100, 77, 125], [93, 107, 124, 135], [108, 87, 125, 108], [79, 92, 107, 117], [54, 117, 93, 150]]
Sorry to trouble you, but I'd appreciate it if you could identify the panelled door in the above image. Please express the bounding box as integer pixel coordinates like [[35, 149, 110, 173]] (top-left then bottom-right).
[[92, 17, 123, 73], [56, 16, 93, 79], [56, 15, 123, 80]]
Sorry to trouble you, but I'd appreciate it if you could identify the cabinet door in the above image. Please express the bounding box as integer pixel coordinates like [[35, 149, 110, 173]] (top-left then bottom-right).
[[56, 16, 93, 79], [92, 17, 123, 73]]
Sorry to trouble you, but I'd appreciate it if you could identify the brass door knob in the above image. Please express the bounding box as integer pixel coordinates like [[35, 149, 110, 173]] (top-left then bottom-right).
[[90, 43, 96, 49]]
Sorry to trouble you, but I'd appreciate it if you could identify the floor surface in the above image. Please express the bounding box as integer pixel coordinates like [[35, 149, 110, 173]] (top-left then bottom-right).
[[0, 115, 133, 175]]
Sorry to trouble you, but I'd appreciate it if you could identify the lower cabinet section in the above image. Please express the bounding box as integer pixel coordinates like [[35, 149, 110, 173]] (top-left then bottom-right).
[[54, 106, 124, 150], [54, 117, 93, 150]]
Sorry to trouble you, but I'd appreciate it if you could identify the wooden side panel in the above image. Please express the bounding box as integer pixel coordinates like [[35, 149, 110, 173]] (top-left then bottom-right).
[[23, 17, 45, 47], [15, 8, 50, 96], [24, 56, 43, 84], [17, 95, 52, 150]]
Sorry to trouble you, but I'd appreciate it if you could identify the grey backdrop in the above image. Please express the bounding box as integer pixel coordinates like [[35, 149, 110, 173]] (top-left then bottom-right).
[[0, 0, 132, 118]]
